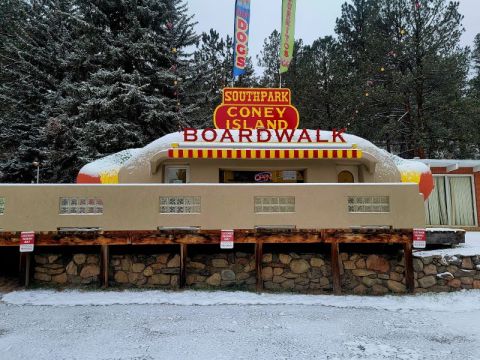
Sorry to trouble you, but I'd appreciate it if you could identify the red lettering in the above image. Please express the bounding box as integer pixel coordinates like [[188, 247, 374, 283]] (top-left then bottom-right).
[[239, 129, 253, 142], [316, 129, 328, 143], [220, 129, 234, 143], [237, 31, 247, 43], [332, 128, 347, 143], [184, 128, 197, 142], [237, 44, 246, 56], [257, 129, 271, 142], [202, 128, 217, 142], [297, 129, 312, 142], [274, 129, 295, 142], [237, 18, 248, 31], [236, 57, 246, 68]]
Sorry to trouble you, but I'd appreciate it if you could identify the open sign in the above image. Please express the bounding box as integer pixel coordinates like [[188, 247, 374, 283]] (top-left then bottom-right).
[[254, 172, 272, 182]]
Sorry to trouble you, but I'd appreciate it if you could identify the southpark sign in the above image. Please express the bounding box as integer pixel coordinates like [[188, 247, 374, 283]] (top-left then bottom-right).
[[214, 88, 300, 130]]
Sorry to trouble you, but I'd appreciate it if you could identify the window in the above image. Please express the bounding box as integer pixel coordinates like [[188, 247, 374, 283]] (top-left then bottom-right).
[[348, 196, 390, 213], [0, 197, 5, 215], [164, 166, 189, 184], [254, 196, 295, 213], [160, 196, 201, 214], [59, 197, 104, 215], [426, 175, 476, 226]]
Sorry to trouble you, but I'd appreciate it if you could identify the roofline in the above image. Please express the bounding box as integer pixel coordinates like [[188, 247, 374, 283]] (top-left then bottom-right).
[[417, 159, 480, 172]]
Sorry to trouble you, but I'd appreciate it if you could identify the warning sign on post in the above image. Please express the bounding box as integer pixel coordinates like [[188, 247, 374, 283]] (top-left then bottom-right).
[[413, 229, 426, 249], [220, 230, 234, 249], [20, 231, 35, 252]]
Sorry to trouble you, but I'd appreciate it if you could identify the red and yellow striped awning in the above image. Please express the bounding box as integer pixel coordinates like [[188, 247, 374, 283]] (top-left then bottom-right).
[[168, 148, 362, 160]]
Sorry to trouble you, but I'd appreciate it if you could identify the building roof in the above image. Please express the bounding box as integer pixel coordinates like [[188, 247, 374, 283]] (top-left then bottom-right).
[[418, 159, 480, 172]]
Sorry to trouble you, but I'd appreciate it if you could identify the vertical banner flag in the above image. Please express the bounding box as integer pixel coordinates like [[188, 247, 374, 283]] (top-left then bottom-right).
[[233, 0, 251, 77], [280, 0, 297, 73]]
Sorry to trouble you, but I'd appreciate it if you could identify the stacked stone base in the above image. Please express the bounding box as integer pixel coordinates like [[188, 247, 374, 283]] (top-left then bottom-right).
[[261, 253, 331, 292], [187, 250, 256, 290], [34, 253, 100, 286], [110, 253, 180, 288], [30, 247, 480, 294]]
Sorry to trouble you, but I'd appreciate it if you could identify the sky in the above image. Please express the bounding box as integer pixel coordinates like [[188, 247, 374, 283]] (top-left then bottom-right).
[[187, 0, 480, 71]]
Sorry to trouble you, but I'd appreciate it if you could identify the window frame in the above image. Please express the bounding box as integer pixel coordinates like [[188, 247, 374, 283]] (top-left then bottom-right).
[[254, 196, 296, 214], [159, 196, 201, 214], [347, 196, 390, 214], [59, 197, 104, 216], [426, 174, 478, 227], [164, 165, 190, 184]]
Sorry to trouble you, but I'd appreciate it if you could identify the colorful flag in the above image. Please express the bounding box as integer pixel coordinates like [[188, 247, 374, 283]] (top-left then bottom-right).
[[280, 0, 297, 74], [233, 0, 251, 77]]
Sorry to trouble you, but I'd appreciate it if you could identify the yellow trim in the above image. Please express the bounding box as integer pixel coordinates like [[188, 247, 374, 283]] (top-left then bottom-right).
[[327, 150, 333, 159]]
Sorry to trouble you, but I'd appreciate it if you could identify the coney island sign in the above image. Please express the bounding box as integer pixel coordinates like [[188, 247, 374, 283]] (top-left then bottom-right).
[[214, 88, 300, 130]]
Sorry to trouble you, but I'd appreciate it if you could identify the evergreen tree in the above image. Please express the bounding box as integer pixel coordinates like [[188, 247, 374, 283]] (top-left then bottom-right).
[[471, 34, 480, 96], [0, 0, 81, 182], [49, 0, 200, 181], [190, 30, 255, 128], [336, 0, 469, 158]]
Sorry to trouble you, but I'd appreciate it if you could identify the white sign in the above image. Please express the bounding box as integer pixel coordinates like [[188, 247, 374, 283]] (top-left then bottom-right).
[[413, 228, 426, 249], [282, 170, 297, 181], [220, 230, 234, 249], [20, 231, 35, 252]]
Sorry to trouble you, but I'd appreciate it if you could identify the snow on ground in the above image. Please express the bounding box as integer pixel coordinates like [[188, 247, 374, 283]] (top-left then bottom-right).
[[415, 231, 480, 257], [2, 289, 480, 312], [1, 290, 480, 360]]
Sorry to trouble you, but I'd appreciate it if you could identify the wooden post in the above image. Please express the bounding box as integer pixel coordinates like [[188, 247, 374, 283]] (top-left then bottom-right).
[[404, 241, 414, 293], [331, 240, 341, 295], [255, 240, 264, 292], [100, 245, 110, 288], [24, 253, 31, 288], [180, 243, 187, 288]]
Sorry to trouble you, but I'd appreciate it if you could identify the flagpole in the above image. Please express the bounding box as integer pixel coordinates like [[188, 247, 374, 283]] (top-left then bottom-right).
[[279, 72, 282, 88]]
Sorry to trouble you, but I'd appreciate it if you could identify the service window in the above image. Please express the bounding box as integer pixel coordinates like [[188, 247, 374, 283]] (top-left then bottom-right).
[[164, 166, 189, 184]]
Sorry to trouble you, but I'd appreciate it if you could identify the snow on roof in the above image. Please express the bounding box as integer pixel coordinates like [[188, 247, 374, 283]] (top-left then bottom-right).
[[414, 232, 480, 258], [79, 149, 141, 177], [120, 130, 400, 179]]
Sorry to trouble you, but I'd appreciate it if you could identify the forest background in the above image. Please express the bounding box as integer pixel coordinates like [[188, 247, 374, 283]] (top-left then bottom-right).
[[1, 0, 479, 183]]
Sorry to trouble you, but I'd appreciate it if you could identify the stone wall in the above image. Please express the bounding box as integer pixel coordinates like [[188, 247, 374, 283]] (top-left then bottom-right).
[[186, 251, 256, 290], [110, 253, 180, 288], [34, 253, 100, 286], [341, 253, 407, 295], [30, 248, 480, 295], [261, 252, 331, 292], [413, 254, 480, 293]]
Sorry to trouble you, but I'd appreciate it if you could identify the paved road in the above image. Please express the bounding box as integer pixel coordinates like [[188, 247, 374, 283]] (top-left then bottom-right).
[[0, 300, 479, 360]]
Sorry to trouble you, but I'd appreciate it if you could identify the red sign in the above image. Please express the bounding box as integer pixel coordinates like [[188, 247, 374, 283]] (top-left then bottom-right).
[[413, 229, 426, 249], [220, 230, 234, 249], [20, 231, 35, 253], [214, 88, 299, 130]]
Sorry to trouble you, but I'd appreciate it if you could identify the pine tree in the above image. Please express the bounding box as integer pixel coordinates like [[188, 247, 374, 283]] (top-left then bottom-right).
[[0, 0, 81, 182], [471, 34, 480, 96], [190, 29, 255, 128], [336, 0, 469, 158], [48, 0, 201, 181]]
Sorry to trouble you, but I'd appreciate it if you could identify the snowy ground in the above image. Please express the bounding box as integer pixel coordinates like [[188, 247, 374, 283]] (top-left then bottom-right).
[[415, 231, 480, 257], [1, 290, 480, 360]]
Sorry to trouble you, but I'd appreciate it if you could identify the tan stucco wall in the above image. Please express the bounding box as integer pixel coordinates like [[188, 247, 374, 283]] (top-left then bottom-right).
[[0, 184, 424, 232], [119, 158, 398, 184]]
